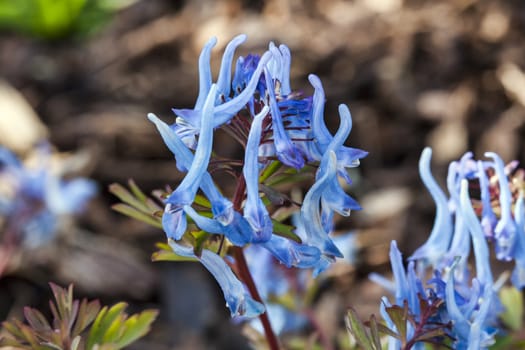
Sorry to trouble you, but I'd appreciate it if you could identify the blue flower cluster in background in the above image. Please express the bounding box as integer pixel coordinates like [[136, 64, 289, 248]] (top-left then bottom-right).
[[370, 147, 525, 349], [148, 34, 366, 318], [0, 145, 96, 249]]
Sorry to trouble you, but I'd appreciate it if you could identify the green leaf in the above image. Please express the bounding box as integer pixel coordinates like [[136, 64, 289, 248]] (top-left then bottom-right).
[[260, 160, 282, 183], [194, 194, 211, 208], [385, 302, 408, 343], [271, 220, 301, 243], [23, 307, 52, 333], [87, 303, 127, 350], [71, 335, 82, 350], [345, 308, 376, 350], [265, 168, 313, 187], [411, 327, 448, 343], [127, 179, 147, 203], [114, 310, 158, 349], [499, 286, 523, 331], [111, 203, 163, 229], [101, 313, 126, 344], [109, 183, 150, 213], [368, 315, 383, 350], [2, 320, 26, 340], [72, 299, 101, 337]]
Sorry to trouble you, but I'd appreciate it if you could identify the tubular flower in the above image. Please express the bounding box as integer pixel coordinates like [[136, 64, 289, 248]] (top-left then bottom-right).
[[0, 146, 96, 248], [149, 35, 365, 317], [410, 147, 453, 265], [408, 148, 525, 289], [370, 148, 525, 349]]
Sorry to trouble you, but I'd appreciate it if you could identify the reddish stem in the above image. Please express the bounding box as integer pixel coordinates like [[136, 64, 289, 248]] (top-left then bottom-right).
[[232, 174, 280, 350], [233, 246, 280, 350]]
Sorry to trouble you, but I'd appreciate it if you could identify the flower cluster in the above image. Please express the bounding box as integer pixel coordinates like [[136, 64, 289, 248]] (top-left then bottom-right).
[[0, 145, 96, 249], [370, 147, 525, 349], [148, 34, 366, 318]]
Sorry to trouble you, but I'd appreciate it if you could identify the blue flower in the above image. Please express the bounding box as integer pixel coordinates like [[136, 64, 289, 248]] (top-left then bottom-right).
[[169, 239, 264, 317], [0, 145, 96, 248], [243, 106, 273, 242], [241, 244, 308, 334], [263, 65, 305, 169], [149, 34, 365, 319], [308, 75, 368, 183], [477, 160, 497, 239], [410, 148, 453, 266], [511, 192, 525, 288], [445, 263, 496, 350], [300, 150, 347, 275], [485, 152, 517, 261]]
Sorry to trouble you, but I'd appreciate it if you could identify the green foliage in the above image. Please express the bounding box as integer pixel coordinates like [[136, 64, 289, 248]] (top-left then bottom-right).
[[499, 285, 523, 332], [109, 180, 163, 229], [0, 0, 136, 40], [0, 283, 157, 350], [346, 296, 453, 350], [86, 303, 158, 350]]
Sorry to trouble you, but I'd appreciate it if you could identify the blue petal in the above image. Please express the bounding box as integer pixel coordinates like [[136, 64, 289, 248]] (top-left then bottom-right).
[[243, 106, 272, 243], [0, 147, 21, 168], [389, 241, 410, 306], [459, 179, 493, 285], [264, 67, 305, 169], [213, 52, 271, 126], [477, 161, 497, 238], [220, 211, 254, 246], [300, 150, 343, 259], [485, 152, 516, 261], [168, 240, 265, 317], [216, 34, 247, 98], [45, 177, 97, 215], [512, 192, 525, 288], [167, 85, 217, 207], [148, 113, 235, 225], [162, 203, 187, 240], [308, 74, 331, 150], [445, 261, 471, 343], [410, 148, 453, 265], [183, 205, 223, 234], [262, 235, 321, 268], [195, 37, 217, 109], [278, 45, 292, 95]]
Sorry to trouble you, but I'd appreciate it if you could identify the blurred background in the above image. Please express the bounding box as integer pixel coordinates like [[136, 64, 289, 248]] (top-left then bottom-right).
[[1, 0, 525, 348]]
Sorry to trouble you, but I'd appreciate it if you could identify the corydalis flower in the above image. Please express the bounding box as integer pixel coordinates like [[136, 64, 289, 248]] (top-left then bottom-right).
[[150, 35, 365, 317], [0, 146, 96, 248], [411, 147, 525, 289]]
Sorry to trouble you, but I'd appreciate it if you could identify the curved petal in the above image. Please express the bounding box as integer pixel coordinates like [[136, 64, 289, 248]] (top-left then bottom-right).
[[264, 67, 304, 169], [195, 37, 217, 109], [410, 148, 453, 265], [485, 152, 516, 261], [167, 85, 218, 207], [262, 235, 321, 268], [243, 106, 272, 243], [216, 34, 247, 98], [459, 179, 493, 285], [168, 240, 265, 317]]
